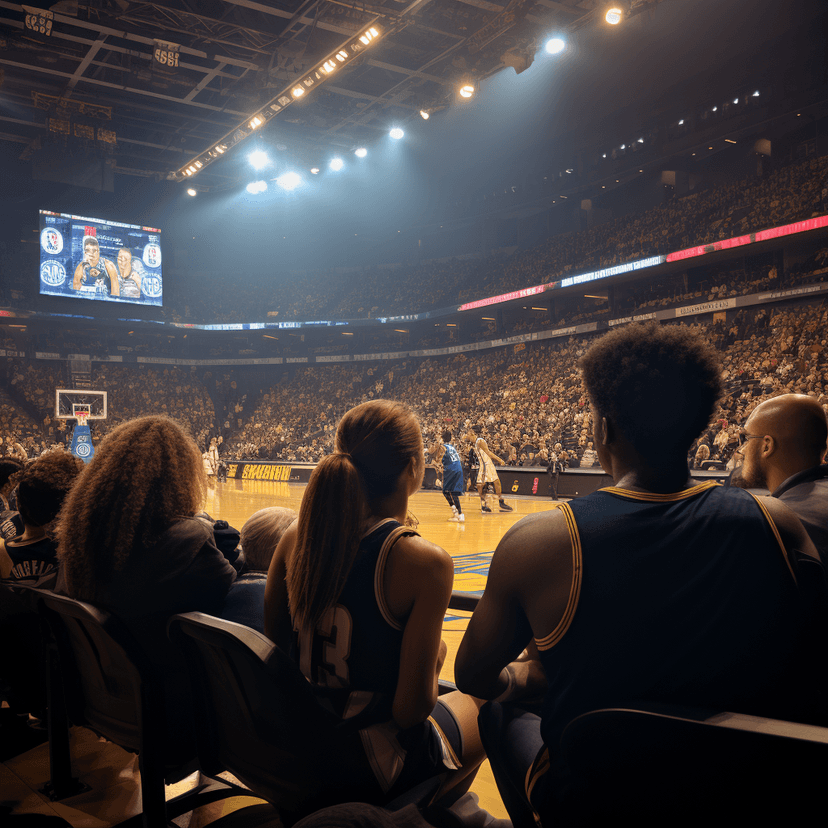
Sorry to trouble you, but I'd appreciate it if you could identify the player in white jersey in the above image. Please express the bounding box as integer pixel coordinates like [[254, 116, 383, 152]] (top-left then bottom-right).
[[471, 433, 513, 513]]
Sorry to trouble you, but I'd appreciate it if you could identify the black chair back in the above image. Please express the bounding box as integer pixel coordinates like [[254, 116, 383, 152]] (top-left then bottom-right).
[[557, 705, 828, 825], [168, 612, 394, 822]]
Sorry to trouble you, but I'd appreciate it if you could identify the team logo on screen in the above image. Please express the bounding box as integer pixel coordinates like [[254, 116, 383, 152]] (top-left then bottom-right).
[[40, 261, 67, 287], [142, 243, 162, 268], [40, 228, 63, 255], [142, 273, 163, 298]]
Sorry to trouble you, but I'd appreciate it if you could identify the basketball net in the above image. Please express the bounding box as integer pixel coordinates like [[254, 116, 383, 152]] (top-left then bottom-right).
[[76, 412, 90, 429]]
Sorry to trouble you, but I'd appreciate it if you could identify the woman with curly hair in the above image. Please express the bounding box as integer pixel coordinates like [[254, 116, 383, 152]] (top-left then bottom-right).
[[264, 400, 489, 818], [57, 415, 237, 749]]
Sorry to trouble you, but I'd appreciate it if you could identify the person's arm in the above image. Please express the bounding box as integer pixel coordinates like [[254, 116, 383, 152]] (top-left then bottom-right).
[[0, 539, 11, 579], [107, 261, 120, 296], [72, 262, 84, 289], [383, 535, 454, 730], [263, 521, 297, 652], [456, 510, 572, 701]]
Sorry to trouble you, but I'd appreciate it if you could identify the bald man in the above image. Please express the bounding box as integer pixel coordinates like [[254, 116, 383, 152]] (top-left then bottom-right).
[[732, 394, 828, 556]]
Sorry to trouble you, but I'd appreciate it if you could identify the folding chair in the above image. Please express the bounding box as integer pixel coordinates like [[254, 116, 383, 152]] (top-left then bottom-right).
[[32, 589, 251, 827]]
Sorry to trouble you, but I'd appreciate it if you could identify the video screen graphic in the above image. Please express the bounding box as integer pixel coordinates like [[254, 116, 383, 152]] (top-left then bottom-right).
[[39, 210, 163, 306]]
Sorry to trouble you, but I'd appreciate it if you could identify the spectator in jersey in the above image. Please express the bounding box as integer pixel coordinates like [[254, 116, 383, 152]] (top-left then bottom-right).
[[0, 452, 84, 587], [455, 322, 826, 827], [220, 506, 297, 633], [731, 393, 828, 556]]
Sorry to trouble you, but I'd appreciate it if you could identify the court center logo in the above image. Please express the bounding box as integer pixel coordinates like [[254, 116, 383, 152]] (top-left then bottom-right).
[[142, 242, 162, 268], [40, 227, 63, 255], [40, 261, 67, 287], [142, 273, 163, 298]]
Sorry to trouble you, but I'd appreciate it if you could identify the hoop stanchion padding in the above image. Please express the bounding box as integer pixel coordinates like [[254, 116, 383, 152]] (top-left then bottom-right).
[[70, 422, 94, 463]]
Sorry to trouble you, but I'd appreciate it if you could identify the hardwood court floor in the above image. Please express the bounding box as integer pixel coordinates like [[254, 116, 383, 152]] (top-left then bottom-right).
[[204, 479, 563, 823]]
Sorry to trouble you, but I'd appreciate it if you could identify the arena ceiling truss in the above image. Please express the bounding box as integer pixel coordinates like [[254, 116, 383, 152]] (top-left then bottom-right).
[[0, 0, 659, 186]]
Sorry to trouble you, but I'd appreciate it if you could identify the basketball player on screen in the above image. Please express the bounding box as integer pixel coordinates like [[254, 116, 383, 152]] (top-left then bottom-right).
[[115, 248, 142, 299], [73, 236, 120, 296], [470, 431, 513, 513]]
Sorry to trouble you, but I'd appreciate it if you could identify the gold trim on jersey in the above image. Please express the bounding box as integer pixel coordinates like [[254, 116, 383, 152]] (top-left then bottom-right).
[[598, 480, 720, 501], [535, 502, 582, 651], [748, 493, 797, 584], [427, 714, 461, 771], [373, 524, 419, 631], [525, 745, 550, 823]]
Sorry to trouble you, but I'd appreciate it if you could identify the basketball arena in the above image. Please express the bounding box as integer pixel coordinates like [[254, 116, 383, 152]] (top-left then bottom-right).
[[2, 0, 828, 824]]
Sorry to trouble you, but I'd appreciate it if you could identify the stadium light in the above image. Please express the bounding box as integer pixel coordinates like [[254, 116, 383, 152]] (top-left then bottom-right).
[[276, 172, 302, 190], [752, 90, 760, 97], [545, 37, 566, 55], [246, 181, 267, 194], [678, 119, 685, 125], [459, 84, 475, 99], [186, 188, 197, 196], [604, 5, 624, 24], [330, 157, 344, 171], [420, 110, 430, 120], [355, 147, 368, 158], [310, 167, 320, 174], [248, 150, 270, 170], [389, 127, 404, 139]]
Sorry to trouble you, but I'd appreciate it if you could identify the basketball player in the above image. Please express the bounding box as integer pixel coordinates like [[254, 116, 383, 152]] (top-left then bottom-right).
[[470, 431, 513, 513], [73, 236, 120, 296], [430, 430, 465, 522], [115, 248, 142, 299], [455, 323, 828, 826]]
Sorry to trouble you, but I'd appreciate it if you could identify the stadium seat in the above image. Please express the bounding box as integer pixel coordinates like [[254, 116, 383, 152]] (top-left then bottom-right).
[[486, 703, 828, 827], [167, 612, 465, 826], [30, 589, 250, 827]]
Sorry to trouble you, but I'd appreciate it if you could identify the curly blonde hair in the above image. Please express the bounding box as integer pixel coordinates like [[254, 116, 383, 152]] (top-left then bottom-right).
[[58, 415, 206, 602]]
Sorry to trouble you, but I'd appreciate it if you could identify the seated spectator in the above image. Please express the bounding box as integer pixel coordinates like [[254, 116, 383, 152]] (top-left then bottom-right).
[[56, 415, 237, 755], [220, 506, 297, 633], [455, 323, 827, 827], [0, 457, 24, 512], [579, 442, 598, 468], [731, 393, 828, 556], [264, 400, 488, 812], [0, 452, 84, 587]]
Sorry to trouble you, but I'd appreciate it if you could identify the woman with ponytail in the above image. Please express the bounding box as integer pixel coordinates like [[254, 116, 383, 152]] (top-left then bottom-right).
[[264, 400, 486, 810]]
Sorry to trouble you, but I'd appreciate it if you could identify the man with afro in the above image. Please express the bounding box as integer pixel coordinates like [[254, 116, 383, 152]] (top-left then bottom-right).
[[456, 322, 827, 825]]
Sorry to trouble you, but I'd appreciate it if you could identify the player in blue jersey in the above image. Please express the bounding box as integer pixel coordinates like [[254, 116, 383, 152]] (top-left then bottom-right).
[[429, 430, 465, 522], [72, 236, 120, 297], [264, 400, 495, 818], [456, 322, 828, 826]]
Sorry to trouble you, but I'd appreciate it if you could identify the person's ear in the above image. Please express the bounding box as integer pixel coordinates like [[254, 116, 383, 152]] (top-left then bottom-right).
[[761, 435, 776, 458]]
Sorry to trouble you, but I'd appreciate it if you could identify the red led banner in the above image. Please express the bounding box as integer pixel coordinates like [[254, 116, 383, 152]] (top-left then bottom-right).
[[458, 284, 546, 312], [667, 215, 828, 263]]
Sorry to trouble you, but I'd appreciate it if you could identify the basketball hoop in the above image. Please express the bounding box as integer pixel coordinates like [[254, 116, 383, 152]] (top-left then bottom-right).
[[75, 411, 90, 428]]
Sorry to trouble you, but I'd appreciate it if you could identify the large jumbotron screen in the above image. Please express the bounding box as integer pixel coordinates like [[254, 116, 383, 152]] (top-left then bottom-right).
[[38, 210, 163, 306]]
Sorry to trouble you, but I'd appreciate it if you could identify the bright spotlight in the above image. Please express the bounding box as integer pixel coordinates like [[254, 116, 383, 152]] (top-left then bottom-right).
[[389, 127, 404, 139], [733, 97, 739, 104], [420, 110, 430, 120], [752, 90, 760, 97], [459, 84, 475, 99], [310, 167, 320, 174], [678, 119, 685, 125], [605, 6, 623, 24], [246, 180, 267, 194], [186, 188, 197, 197], [248, 150, 270, 170], [355, 147, 368, 158], [330, 157, 344, 171], [545, 37, 565, 54], [276, 171, 302, 191], [292, 86, 305, 98]]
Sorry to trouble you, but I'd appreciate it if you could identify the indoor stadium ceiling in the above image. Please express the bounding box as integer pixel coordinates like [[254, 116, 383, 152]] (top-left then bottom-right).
[[0, 0, 662, 186]]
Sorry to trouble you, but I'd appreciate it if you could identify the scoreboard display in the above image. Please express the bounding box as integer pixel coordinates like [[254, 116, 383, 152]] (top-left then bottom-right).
[[39, 210, 163, 307]]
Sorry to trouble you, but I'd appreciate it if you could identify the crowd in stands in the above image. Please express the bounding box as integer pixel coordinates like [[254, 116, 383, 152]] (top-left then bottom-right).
[[174, 153, 828, 323]]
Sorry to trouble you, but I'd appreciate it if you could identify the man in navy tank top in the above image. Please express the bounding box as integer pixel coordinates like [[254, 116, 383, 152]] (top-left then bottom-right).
[[456, 322, 828, 826]]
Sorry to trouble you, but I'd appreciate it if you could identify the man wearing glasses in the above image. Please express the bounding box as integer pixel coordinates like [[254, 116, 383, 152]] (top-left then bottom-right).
[[732, 394, 828, 557]]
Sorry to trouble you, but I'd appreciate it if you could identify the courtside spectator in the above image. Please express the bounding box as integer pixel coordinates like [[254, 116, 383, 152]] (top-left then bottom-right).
[[732, 393, 828, 556], [0, 452, 84, 587], [455, 322, 827, 827], [220, 506, 297, 633], [56, 415, 237, 753]]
